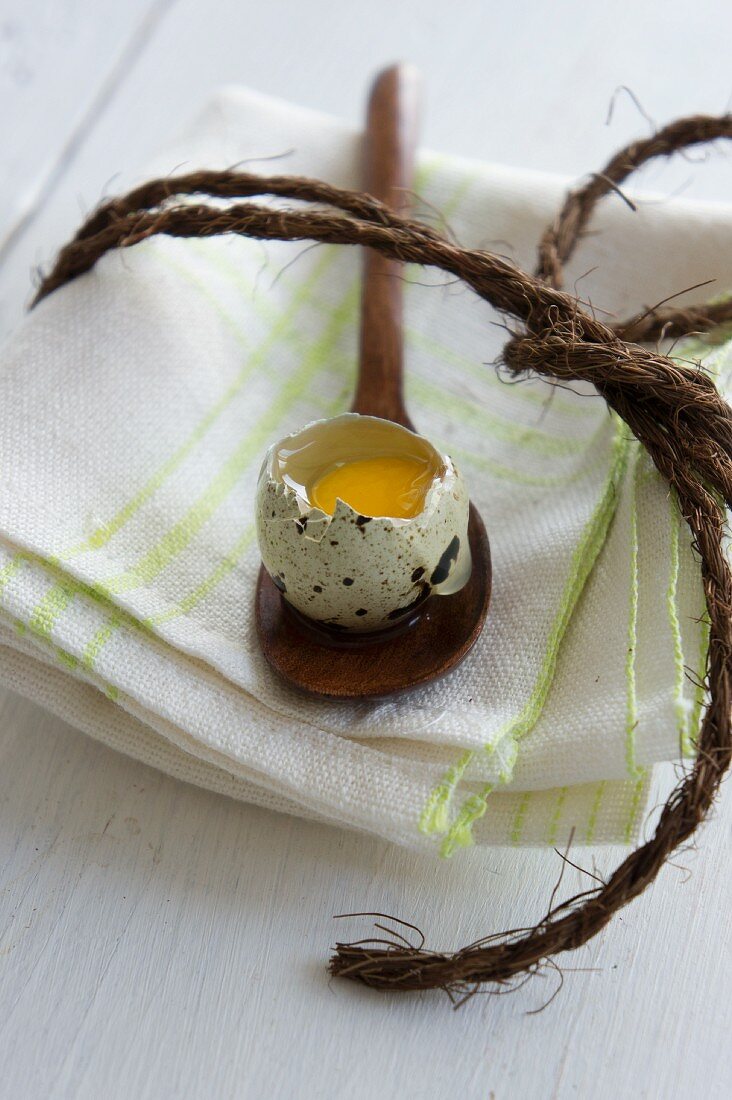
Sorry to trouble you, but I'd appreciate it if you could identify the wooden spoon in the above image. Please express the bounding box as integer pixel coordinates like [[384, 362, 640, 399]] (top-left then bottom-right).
[[256, 63, 491, 698]]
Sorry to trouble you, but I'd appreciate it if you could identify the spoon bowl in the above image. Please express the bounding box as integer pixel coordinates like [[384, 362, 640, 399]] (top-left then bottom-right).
[[256, 504, 489, 698]]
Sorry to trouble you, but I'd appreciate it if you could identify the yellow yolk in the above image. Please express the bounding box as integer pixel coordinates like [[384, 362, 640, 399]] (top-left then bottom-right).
[[310, 455, 432, 519]]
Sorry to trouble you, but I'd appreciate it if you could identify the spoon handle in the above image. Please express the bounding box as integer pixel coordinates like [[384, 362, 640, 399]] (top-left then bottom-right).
[[351, 63, 420, 429]]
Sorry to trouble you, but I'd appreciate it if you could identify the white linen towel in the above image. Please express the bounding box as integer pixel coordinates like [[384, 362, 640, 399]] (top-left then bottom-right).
[[0, 86, 729, 854]]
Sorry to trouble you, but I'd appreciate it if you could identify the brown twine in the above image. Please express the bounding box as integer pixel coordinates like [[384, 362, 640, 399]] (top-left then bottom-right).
[[33, 113, 732, 998]]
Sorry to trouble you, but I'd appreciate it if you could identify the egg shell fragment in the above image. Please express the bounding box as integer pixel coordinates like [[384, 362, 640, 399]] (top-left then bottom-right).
[[255, 415, 471, 634]]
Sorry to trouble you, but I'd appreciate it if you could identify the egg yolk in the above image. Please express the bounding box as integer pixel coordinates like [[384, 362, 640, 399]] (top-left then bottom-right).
[[310, 455, 432, 519]]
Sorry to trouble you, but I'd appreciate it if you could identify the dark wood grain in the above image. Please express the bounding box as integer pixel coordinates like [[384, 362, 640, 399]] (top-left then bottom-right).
[[352, 63, 420, 429], [256, 63, 492, 698]]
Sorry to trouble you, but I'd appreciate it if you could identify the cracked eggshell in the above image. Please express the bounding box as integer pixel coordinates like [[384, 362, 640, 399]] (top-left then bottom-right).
[[255, 414, 471, 634]]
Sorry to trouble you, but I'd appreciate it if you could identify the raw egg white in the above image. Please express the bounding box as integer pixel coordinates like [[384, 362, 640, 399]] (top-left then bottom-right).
[[255, 413, 471, 634]]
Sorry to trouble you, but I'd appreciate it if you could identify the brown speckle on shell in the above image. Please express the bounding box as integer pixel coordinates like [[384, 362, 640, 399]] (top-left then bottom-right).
[[387, 582, 431, 620], [430, 535, 460, 585]]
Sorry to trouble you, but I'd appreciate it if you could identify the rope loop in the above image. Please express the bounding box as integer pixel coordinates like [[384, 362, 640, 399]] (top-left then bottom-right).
[[34, 114, 732, 996]]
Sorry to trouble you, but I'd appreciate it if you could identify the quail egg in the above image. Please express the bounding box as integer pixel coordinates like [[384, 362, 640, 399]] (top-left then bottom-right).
[[255, 413, 471, 634]]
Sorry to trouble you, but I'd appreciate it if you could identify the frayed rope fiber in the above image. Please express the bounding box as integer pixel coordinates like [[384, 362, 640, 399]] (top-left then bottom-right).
[[34, 113, 732, 997]]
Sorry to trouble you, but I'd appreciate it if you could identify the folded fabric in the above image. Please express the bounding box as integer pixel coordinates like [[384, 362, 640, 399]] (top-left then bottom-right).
[[0, 86, 729, 853]]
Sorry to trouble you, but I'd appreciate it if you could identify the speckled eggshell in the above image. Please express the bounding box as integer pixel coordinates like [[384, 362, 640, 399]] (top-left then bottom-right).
[[255, 417, 471, 634]]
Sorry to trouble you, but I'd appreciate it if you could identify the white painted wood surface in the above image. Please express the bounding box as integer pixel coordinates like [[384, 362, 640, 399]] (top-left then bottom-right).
[[0, 2, 731, 1096]]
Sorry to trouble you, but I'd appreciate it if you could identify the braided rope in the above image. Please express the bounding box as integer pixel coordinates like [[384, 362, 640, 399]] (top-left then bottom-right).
[[33, 114, 732, 996]]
